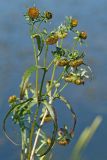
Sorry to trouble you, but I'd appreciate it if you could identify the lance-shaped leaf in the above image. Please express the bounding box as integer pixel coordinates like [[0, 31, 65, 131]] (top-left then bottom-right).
[[39, 100, 58, 157], [55, 95, 77, 135], [20, 66, 36, 99], [2, 98, 33, 145], [32, 33, 44, 57]]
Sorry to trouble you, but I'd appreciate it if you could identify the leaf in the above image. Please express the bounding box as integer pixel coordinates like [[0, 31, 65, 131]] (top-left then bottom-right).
[[20, 66, 36, 99], [39, 100, 58, 157], [2, 98, 33, 145], [33, 34, 44, 57], [55, 95, 77, 134]]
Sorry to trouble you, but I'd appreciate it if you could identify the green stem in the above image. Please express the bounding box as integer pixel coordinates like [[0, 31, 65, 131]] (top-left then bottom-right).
[[58, 82, 68, 94], [27, 24, 40, 160], [21, 129, 26, 160]]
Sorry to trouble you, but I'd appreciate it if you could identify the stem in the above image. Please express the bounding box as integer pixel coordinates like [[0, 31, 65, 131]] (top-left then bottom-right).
[[27, 24, 40, 160], [44, 45, 48, 67], [32, 37, 39, 102], [30, 109, 48, 160], [21, 129, 26, 160], [58, 82, 68, 94]]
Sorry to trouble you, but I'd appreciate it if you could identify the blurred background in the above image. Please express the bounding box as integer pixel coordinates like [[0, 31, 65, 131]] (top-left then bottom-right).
[[0, 0, 107, 159]]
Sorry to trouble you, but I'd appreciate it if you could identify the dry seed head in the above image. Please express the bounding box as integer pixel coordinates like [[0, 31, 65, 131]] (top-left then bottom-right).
[[28, 7, 39, 19], [71, 18, 78, 27], [79, 31, 87, 39], [46, 34, 58, 45]]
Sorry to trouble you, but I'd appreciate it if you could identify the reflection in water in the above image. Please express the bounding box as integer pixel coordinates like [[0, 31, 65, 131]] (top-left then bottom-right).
[[0, 0, 107, 160]]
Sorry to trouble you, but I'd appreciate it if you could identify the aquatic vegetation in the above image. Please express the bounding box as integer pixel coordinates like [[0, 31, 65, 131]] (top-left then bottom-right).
[[3, 2, 92, 160]]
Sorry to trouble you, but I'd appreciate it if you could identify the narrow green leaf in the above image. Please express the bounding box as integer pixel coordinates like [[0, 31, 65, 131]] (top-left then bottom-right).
[[20, 66, 36, 99], [55, 95, 77, 133], [2, 98, 33, 145]]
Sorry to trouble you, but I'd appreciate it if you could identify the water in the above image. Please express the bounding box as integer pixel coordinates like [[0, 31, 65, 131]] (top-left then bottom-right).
[[0, 0, 107, 159]]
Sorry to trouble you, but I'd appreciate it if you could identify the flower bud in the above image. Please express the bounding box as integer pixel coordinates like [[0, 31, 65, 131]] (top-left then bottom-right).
[[8, 95, 17, 103], [58, 139, 70, 145], [71, 18, 78, 27], [45, 11, 53, 19], [47, 138, 51, 145], [79, 31, 87, 39]]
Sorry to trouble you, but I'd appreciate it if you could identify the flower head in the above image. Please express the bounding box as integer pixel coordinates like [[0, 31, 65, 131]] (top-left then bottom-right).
[[45, 11, 53, 20], [28, 7, 39, 19], [79, 31, 87, 39], [71, 18, 78, 27], [46, 34, 58, 45]]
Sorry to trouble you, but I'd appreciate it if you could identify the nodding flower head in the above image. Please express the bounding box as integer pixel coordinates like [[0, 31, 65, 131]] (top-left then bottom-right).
[[71, 18, 78, 27], [45, 34, 58, 45], [79, 31, 87, 39], [28, 7, 39, 19], [55, 58, 69, 67], [69, 58, 84, 68], [45, 11, 53, 20]]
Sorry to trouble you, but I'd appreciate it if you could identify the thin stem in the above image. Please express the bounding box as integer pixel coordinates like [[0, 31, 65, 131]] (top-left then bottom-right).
[[30, 109, 48, 160], [58, 82, 68, 94], [31, 37, 39, 102], [44, 45, 48, 67], [47, 59, 54, 70]]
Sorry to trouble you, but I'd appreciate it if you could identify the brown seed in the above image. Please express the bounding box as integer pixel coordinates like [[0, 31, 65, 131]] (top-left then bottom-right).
[[28, 7, 39, 19], [71, 18, 78, 27], [79, 31, 87, 39]]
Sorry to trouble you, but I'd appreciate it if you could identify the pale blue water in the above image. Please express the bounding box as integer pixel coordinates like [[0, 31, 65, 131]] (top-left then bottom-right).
[[0, 0, 107, 159]]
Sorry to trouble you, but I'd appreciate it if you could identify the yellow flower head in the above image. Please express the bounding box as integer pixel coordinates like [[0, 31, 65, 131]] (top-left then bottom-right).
[[28, 7, 39, 19]]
